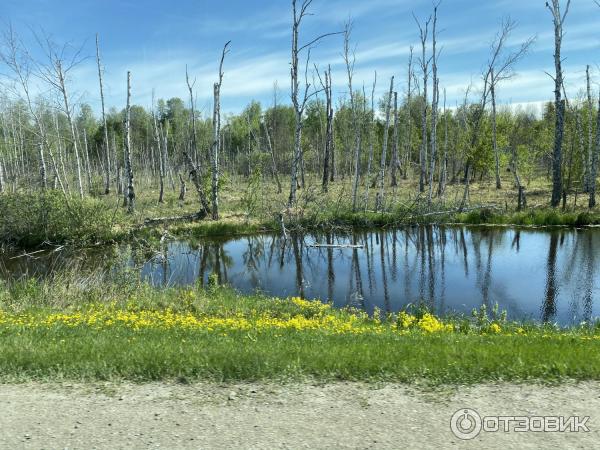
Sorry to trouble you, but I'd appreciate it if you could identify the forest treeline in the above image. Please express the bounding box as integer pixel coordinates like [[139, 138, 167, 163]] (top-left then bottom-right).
[[0, 0, 598, 229]]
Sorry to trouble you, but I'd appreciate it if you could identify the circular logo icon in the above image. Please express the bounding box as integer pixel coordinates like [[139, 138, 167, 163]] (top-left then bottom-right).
[[451, 408, 482, 440]]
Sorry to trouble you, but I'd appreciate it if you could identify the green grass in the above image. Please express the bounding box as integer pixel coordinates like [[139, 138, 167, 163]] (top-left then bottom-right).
[[1, 326, 598, 383], [1, 275, 600, 384]]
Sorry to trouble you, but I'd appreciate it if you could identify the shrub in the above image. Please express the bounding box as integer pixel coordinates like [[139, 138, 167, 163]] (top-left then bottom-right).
[[0, 191, 114, 248]]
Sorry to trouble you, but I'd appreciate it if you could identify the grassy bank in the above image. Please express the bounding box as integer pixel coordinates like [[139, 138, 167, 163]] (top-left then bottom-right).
[[0, 277, 599, 384]]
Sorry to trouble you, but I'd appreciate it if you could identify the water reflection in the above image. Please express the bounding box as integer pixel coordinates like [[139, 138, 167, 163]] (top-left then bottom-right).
[[1, 226, 599, 326]]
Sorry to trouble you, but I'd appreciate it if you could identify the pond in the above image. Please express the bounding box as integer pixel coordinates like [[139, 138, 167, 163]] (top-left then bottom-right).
[[1, 226, 599, 326]]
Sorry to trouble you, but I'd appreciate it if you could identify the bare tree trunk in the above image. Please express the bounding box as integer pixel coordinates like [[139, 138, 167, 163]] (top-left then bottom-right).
[[363, 72, 376, 210], [322, 65, 333, 192], [344, 23, 362, 212], [510, 131, 526, 210], [288, 0, 338, 205], [415, 15, 431, 194], [585, 65, 593, 193], [184, 151, 210, 216], [427, 5, 440, 207], [376, 77, 394, 211], [55, 60, 84, 199], [547, 0, 571, 207], [390, 92, 400, 187], [486, 18, 532, 191], [263, 120, 282, 193], [82, 128, 93, 192], [96, 34, 111, 195], [158, 124, 167, 204], [211, 42, 230, 220], [124, 71, 135, 213], [0, 158, 4, 193], [491, 71, 501, 189], [289, 2, 302, 207], [437, 89, 448, 197], [403, 48, 413, 180], [590, 95, 600, 208], [186, 66, 199, 166], [178, 173, 187, 202]]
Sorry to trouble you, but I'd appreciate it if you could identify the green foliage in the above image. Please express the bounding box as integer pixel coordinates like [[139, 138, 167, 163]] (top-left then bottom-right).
[[0, 191, 115, 248], [241, 167, 263, 219], [457, 208, 600, 227]]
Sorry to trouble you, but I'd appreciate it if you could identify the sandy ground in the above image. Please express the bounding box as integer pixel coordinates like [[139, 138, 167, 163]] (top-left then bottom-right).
[[0, 381, 598, 449]]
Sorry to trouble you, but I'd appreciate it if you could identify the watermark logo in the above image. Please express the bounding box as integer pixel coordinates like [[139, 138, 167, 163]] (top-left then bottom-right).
[[451, 409, 482, 440], [450, 408, 590, 440]]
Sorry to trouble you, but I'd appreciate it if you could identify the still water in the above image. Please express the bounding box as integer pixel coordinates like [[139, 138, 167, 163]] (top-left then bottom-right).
[[2, 226, 599, 325]]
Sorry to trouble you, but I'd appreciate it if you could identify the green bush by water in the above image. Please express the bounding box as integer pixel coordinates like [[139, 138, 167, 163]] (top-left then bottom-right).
[[0, 191, 116, 248]]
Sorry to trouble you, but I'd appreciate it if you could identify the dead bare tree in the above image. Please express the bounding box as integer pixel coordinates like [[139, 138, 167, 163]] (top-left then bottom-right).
[[546, 0, 571, 207], [124, 71, 135, 213], [590, 95, 600, 208], [185, 65, 199, 167], [414, 12, 432, 194], [178, 173, 187, 202], [211, 41, 230, 220], [0, 158, 4, 193], [437, 88, 448, 198], [486, 18, 534, 190], [390, 92, 400, 188], [96, 34, 111, 195], [35, 35, 85, 199], [363, 72, 376, 210], [320, 65, 334, 192], [427, 3, 441, 207], [376, 76, 394, 212], [459, 77, 492, 212], [584, 65, 593, 192], [159, 124, 168, 204], [262, 119, 282, 193], [343, 22, 363, 212], [403, 48, 414, 180], [0, 26, 53, 191], [288, 0, 340, 207]]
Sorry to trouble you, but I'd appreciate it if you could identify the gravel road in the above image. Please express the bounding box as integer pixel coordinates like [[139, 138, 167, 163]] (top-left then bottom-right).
[[0, 381, 598, 449]]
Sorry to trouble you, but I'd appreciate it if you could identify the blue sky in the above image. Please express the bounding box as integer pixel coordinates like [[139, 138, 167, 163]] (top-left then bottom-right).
[[1, 0, 599, 116]]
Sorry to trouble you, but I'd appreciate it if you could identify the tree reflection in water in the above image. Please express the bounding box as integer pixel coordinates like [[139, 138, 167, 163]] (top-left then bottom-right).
[[1, 227, 599, 326]]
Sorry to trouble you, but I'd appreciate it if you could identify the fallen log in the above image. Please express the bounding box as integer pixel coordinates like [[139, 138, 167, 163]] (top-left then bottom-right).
[[143, 211, 207, 227], [308, 244, 364, 249]]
